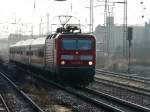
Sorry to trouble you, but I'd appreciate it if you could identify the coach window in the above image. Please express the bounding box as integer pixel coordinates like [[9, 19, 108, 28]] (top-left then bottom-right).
[[13, 49, 14, 54], [20, 50, 22, 55], [31, 49, 34, 56], [35, 48, 38, 56], [30, 51, 33, 56], [26, 51, 29, 56], [18, 49, 20, 54], [17, 48, 19, 54], [15, 49, 17, 54], [19, 48, 21, 54], [38, 49, 44, 57], [9, 49, 11, 53], [15, 48, 17, 54], [20, 48, 22, 55]]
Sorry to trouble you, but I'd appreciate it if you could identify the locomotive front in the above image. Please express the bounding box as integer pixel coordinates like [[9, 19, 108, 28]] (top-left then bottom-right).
[[56, 34, 96, 82]]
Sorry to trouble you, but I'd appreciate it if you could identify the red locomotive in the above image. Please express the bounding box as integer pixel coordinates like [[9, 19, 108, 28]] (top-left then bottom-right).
[[10, 25, 96, 84]]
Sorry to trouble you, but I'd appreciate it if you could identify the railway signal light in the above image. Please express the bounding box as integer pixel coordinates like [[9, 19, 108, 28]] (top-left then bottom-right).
[[127, 27, 133, 47], [127, 27, 133, 41]]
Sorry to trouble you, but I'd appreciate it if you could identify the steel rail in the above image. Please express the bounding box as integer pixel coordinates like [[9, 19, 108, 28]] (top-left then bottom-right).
[[96, 69, 150, 83], [7, 64, 150, 112], [77, 86, 150, 112], [0, 71, 44, 112], [0, 94, 10, 112], [95, 69, 150, 94], [16, 65, 124, 112], [30, 74, 123, 112], [32, 74, 150, 112], [95, 76, 150, 96]]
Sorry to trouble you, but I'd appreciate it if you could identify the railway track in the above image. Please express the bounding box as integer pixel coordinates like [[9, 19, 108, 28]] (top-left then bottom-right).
[[0, 94, 10, 112], [29, 72, 150, 112], [96, 69, 150, 82], [0, 71, 44, 112], [4, 63, 150, 111], [95, 69, 150, 96], [74, 86, 150, 112], [32, 75, 122, 112]]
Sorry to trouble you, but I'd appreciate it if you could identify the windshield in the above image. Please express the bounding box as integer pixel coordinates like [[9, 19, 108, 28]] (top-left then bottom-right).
[[61, 39, 92, 50]]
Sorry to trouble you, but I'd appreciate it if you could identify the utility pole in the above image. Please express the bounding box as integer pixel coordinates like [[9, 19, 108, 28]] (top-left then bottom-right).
[[47, 13, 50, 34], [39, 18, 42, 36], [90, 0, 93, 33], [104, 0, 109, 55], [123, 0, 128, 57], [31, 25, 33, 38], [39, 23, 41, 36]]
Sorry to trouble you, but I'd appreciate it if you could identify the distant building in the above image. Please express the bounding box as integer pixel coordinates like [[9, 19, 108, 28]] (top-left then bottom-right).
[[94, 16, 150, 56]]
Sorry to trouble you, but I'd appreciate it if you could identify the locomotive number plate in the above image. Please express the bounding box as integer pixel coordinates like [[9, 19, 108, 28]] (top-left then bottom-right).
[[73, 55, 80, 60], [70, 61, 82, 64]]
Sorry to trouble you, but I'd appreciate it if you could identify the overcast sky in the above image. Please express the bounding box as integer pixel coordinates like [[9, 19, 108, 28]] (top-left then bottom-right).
[[0, 0, 150, 37]]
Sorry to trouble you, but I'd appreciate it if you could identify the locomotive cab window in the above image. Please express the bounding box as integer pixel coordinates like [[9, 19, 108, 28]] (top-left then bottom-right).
[[78, 40, 92, 50], [61, 39, 92, 50], [61, 39, 76, 50]]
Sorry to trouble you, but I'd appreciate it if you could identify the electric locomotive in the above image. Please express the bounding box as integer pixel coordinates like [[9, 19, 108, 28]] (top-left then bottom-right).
[[9, 25, 96, 84]]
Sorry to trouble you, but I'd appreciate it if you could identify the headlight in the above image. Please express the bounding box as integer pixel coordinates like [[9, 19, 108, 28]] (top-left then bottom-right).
[[88, 61, 93, 65], [61, 61, 66, 65]]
